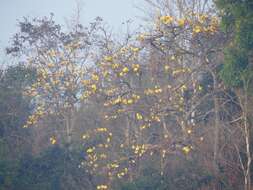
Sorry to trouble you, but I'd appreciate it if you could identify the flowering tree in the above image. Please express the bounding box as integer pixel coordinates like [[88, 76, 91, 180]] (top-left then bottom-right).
[[7, 1, 250, 189]]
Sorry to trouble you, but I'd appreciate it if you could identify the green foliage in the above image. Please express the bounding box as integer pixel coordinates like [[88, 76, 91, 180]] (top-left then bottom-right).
[[118, 168, 168, 190], [0, 65, 35, 190], [219, 47, 248, 87], [0, 159, 19, 190], [118, 159, 214, 190], [0, 65, 36, 135], [13, 147, 65, 190], [216, 0, 253, 88], [0, 65, 36, 174], [216, 0, 253, 46], [0, 146, 90, 190]]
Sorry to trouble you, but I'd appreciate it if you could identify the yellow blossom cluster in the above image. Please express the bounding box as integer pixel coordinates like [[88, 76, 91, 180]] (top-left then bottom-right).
[[158, 13, 218, 35], [103, 94, 140, 107], [96, 185, 108, 190], [50, 137, 57, 145], [182, 146, 192, 154], [144, 86, 163, 95], [132, 144, 147, 157], [192, 14, 219, 34], [104, 56, 113, 62], [117, 168, 128, 179], [136, 112, 143, 120], [23, 106, 46, 128], [96, 128, 108, 132], [132, 64, 140, 72], [160, 15, 174, 25]]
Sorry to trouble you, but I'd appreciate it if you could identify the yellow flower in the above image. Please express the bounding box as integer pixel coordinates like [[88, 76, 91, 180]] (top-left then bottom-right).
[[137, 34, 145, 41], [127, 99, 133, 104], [82, 134, 89, 139], [140, 125, 147, 130], [96, 185, 108, 189], [187, 129, 192, 134], [122, 67, 129, 73], [104, 56, 113, 62], [111, 163, 119, 168], [50, 137, 57, 145], [164, 65, 170, 71], [122, 99, 128, 104], [100, 154, 107, 159], [199, 14, 208, 23], [132, 94, 140, 100], [113, 97, 122, 104], [86, 147, 94, 153], [136, 113, 143, 120], [160, 15, 174, 25], [182, 146, 191, 154], [132, 64, 140, 72], [91, 74, 99, 81], [131, 47, 140, 52], [91, 84, 97, 92], [154, 116, 161, 122], [96, 128, 108, 132], [177, 18, 185, 27], [144, 88, 154, 95], [112, 63, 119, 69], [153, 86, 162, 94], [193, 25, 202, 33]]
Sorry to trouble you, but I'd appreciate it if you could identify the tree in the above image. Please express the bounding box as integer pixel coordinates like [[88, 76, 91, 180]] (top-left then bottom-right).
[[5, 1, 252, 189], [0, 64, 35, 190], [215, 1, 253, 189]]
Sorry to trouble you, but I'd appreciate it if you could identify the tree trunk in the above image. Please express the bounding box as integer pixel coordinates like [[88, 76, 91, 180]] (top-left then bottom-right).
[[236, 84, 252, 190], [65, 111, 73, 150], [244, 88, 251, 190]]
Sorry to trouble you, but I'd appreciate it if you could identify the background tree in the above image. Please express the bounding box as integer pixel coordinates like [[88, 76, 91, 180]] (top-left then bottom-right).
[[216, 1, 253, 189]]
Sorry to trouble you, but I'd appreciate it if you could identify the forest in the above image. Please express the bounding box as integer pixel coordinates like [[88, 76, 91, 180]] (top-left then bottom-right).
[[0, 0, 253, 189]]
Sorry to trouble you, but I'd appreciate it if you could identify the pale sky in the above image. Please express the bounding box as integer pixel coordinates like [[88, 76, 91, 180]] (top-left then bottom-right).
[[0, 0, 145, 61]]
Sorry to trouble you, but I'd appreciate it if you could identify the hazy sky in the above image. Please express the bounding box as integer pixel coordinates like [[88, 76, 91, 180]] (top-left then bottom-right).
[[0, 0, 145, 61]]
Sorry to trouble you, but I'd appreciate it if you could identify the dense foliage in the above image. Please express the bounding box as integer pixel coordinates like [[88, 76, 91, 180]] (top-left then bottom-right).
[[217, 0, 253, 87]]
